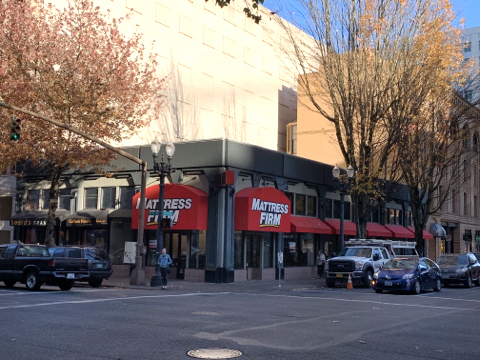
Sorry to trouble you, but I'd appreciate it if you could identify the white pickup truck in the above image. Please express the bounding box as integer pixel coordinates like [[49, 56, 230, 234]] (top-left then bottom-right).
[[324, 239, 418, 288]]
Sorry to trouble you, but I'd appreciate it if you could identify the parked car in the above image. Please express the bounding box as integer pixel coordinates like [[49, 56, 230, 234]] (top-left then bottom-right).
[[0, 244, 89, 291], [372, 257, 442, 294], [437, 253, 480, 288], [474, 253, 480, 263], [49, 247, 112, 287]]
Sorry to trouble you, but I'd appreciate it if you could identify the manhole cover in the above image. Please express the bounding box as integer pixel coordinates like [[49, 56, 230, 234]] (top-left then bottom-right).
[[187, 348, 243, 359]]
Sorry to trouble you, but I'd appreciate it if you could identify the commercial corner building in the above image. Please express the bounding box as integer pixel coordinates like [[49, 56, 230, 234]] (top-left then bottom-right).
[[11, 139, 419, 282]]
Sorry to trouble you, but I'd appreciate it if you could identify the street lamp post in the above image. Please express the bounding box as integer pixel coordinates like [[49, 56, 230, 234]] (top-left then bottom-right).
[[150, 139, 175, 287], [332, 165, 355, 252]]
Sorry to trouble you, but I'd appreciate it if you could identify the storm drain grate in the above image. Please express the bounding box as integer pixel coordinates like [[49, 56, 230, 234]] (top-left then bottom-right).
[[187, 348, 243, 359]]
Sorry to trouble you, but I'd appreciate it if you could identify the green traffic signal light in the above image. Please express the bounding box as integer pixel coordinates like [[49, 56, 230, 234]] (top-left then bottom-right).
[[10, 117, 21, 141]]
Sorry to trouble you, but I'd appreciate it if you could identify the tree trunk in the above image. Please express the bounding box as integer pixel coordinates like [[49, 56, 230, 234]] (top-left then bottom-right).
[[44, 165, 63, 248]]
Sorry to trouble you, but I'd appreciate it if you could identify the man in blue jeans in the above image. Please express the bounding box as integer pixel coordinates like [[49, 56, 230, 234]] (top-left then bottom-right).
[[158, 248, 173, 289]]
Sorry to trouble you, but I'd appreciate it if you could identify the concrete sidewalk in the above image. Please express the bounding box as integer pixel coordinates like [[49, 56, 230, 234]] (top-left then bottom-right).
[[100, 276, 327, 293]]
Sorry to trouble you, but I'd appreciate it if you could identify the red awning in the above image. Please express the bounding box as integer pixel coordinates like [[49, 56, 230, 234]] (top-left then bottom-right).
[[385, 225, 415, 239], [366, 223, 393, 237], [408, 227, 434, 240], [131, 184, 208, 230], [234, 187, 291, 232], [324, 219, 357, 236], [290, 216, 333, 234]]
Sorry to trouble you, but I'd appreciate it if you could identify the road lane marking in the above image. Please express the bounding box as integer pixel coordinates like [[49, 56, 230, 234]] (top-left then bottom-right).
[[238, 293, 480, 311], [0, 292, 231, 310]]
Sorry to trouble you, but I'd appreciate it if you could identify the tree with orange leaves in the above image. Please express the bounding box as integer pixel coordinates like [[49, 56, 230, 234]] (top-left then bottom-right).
[[277, 0, 467, 239], [0, 0, 165, 247]]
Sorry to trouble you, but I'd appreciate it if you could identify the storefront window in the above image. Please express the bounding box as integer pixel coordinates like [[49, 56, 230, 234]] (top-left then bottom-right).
[[234, 231, 244, 269], [189, 231, 206, 269], [263, 234, 273, 268], [109, 219, 135, 265], [283, 233, 315, 266], [101, 187, 116, 209], [59, 189, 72, 211], [246, 233, 261, 268], [295, 194, 306, 215], [84, 188, 98, 209], [119, 186, 135, 209], [306, 196, 316, 217], [284, 234, 297, 267], [85, 229, 107, 251], [26, 190, 40, 210]]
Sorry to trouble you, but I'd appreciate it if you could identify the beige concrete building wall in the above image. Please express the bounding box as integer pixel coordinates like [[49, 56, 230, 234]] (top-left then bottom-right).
[[46, 0, 298, 151]]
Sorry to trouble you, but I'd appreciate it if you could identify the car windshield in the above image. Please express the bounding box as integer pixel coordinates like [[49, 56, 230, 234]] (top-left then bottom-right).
[[437, 255, 468, 266], [339, 247, 372, 258], [382, 258, 418, 270]]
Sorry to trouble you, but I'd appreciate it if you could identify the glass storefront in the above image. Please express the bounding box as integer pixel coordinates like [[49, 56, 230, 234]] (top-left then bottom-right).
[[283, 233, 315, 266]]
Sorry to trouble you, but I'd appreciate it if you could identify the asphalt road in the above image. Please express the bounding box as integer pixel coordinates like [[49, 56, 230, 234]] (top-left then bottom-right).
[[1, 282, 479, 360]]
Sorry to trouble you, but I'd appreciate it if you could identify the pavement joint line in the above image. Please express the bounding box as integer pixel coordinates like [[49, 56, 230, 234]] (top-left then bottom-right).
[[0, 292, 233, 311]]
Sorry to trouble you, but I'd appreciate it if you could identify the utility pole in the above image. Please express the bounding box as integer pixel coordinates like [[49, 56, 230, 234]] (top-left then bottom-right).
[[0, 102, 148, 285]]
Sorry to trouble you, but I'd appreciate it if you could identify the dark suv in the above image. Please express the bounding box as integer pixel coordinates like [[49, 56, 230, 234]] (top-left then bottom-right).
[[49, 247, 113, 287]]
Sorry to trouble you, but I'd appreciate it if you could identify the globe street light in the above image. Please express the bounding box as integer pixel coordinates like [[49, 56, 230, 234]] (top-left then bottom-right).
[[150, 139, 175, 287], [332, 164, 355, 252]]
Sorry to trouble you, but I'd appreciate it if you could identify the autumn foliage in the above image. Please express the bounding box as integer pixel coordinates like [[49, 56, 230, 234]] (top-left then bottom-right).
[[0, 0, 165, 246], [278, 0, 467, 239]]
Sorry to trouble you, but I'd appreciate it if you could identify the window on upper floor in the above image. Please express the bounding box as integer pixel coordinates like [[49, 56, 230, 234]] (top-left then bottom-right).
[[58, 189, 72, 211], [84, 188, 98, 209], [26, 190, 40, 210], [464, 40, 471, 52], [119, 186, 136, 209], [286, 122, 297, 155], [101, 187, 116, 209], [286, 192, 317, 217], [42, 190, 50, 210]]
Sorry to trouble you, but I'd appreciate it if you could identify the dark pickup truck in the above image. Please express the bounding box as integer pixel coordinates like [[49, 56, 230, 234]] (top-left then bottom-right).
[[0, 244, 90, 291]]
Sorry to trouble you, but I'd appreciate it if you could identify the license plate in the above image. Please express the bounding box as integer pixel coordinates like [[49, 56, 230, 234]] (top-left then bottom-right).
[[96, 264, 103, 269], [443, 274, 450, 278], [336, 273, 343, 278], [67, 273, 75, 279], [384, 281, 392, 286]]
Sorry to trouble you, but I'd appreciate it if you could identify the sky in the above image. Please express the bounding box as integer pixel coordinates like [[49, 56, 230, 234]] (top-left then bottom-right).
[[270, 0, 480, 29]]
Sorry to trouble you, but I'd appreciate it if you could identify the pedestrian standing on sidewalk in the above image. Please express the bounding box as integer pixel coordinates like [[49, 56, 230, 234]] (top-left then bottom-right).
[[316, 250, 326, 278], [158, 248, 173, 289]]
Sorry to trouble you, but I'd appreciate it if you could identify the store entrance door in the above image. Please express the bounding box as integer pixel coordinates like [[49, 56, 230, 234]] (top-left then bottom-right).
[[165, 232, 189, 280]]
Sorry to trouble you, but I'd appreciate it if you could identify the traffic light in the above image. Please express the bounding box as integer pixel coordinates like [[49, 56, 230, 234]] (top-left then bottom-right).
[[161, 218, 172, 229], [10, 117, 21, 141]]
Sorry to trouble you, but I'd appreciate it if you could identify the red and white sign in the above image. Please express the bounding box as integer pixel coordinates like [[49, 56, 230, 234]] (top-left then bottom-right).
[[131, 184, 208, 230], [234, 187, 291, 232]]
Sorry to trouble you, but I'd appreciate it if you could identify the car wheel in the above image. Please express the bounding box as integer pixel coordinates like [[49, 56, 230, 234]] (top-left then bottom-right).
[[58, 280, 74, 291], [25, 271, 41, 291], [433, 278, 441, 292], [465, 273, 473, 288], [413, 280, 421, 295], [88, 278, 103, 288], [363, 270, 373, 288], [475, 273, 480, 286], [326, 281, 335, 288], [4, 280, 16, 288], [374, 289, 383, 294]]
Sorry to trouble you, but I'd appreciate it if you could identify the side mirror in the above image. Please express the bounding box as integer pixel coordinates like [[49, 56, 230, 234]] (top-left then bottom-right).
[[419, 265, 427, 272]]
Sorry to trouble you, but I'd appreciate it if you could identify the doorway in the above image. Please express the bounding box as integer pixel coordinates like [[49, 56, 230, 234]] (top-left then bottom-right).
[[165, 232, 189, 280]]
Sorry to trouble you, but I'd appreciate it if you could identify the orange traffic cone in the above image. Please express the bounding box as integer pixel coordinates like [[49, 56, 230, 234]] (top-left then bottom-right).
[[347, 273, 353, 290]]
